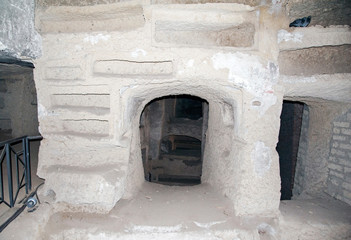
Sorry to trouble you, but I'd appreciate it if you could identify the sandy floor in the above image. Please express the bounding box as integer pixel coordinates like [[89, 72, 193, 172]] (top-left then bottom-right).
[[280, 197, 351, 240], [42, 182, 276, 234], [0, 142, 350, 239], [2, 182, 277, 240], [2, 180, 351, 240], [42, 182, 273, 239]]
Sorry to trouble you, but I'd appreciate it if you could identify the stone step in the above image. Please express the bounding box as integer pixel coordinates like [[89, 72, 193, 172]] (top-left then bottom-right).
[[43, 227, 262, 240], [41, 183, 278, 240]]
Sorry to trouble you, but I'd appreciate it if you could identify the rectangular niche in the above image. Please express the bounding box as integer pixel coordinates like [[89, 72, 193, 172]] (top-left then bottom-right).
[[155, 21, 255, 48]]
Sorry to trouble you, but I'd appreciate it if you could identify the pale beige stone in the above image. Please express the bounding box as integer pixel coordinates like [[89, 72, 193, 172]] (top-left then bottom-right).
[[15, 1, 350, 239]]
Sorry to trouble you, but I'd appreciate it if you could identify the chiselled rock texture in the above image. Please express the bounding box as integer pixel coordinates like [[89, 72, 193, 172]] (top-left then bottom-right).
[[155, 22, 255, 47], [1, 0, 351, 239], [287, 0, 351, 27], [31, 0, 351, 220], [279, 45, 351, 76]]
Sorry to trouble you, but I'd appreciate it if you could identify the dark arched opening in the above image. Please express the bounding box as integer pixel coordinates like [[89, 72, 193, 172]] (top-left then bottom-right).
[[139, 95, 209, 186]]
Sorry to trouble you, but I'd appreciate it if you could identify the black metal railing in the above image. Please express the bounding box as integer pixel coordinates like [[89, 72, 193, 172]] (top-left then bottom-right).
[[0, 136, 42, 208]]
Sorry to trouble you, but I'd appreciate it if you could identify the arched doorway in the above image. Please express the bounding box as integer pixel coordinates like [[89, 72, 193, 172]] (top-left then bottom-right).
[[139, 95, 209, 185]]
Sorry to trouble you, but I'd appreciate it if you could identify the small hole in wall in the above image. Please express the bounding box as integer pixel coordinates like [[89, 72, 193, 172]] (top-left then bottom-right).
[[252, 100, 261, 106], [139, 95, 209, 186]]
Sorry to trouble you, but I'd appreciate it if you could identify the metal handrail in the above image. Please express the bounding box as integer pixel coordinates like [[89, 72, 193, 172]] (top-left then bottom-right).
[[0, 135, 43, 208]]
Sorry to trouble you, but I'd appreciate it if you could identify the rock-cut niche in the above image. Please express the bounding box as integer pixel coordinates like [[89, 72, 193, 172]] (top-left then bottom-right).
[[139, 95, 209, 186]]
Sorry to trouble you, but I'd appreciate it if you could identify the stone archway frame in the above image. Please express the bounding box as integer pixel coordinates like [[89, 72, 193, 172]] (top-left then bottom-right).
[[116, 80, 249, 211]]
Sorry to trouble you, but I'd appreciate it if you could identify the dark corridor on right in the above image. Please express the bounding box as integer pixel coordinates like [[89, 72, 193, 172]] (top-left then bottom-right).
[[277, 101, 304, 200]]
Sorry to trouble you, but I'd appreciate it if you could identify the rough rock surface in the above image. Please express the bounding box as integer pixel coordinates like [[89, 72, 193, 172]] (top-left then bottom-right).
[[0, 0, 41, 58]]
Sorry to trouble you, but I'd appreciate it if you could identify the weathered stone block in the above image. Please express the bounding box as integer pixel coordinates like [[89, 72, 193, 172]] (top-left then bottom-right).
[[44, 165, 126, 213], [327, 181, 342, 197], [42, 118, 110, 138], [339, 143, 351, 150], [278, 27, 351, 51], [94, 60, 173, 77], [37, 0, 134, 7], [328, 163, 344, 172], [339, 158, 351, 167], [288, 0, 351, 27], [155, 21, 255, 48], [333, 135, 347, 141], [151, 0, 261, 6], [346, 172, 351, 184], [59, 119, 110, 136], [334, 121, 350, 128], [331, 148, 346, 157], [45, 66, 83, 81], [343, 189, 351, 200], [36, 4, 145, 33], [279, 45, 351, 76], [39, 142, 128, 167], [342, 181, 351, 191], [51, 94, 110, 109], [341, 128, 351, 136], [329, 175, 343, 186], [329, 169, 344, 179]]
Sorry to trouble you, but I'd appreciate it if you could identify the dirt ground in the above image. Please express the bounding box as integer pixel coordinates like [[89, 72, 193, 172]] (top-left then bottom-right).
[[0, 141, 350, 239], [1, 180, 351, 240]]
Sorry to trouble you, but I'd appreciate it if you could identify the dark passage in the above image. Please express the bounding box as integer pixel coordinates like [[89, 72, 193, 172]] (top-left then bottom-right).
[[0, 58, 39, 141], [277, 101, 304, 200], [139, 95, 208, 186]]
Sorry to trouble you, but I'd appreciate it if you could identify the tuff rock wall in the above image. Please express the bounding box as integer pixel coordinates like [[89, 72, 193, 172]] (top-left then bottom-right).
[[31, 0, 351, 216]]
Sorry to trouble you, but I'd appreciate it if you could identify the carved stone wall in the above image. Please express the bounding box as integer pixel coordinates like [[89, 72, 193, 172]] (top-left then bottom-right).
[[33, 0, 351, 216]]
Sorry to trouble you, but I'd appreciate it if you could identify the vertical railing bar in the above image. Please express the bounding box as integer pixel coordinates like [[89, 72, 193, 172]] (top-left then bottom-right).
[[0, 147, 5, 205], [0, 153, 4, 203], [25, 137, 31, 192], [14, 172, 25, 204], [0, 135, 42, 209], [11, 145, 23, 202], [15, 150, 20, 194], [23, 138, 28, 194], [0, 148, 5, 163], [5, 143, 14, 207]]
